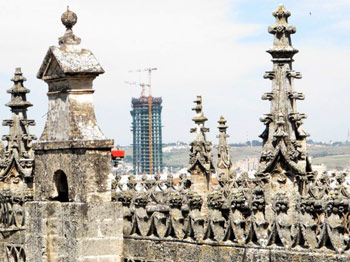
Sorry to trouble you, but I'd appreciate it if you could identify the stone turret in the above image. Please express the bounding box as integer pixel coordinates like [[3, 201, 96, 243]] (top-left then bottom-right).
[[26, 8, 123, 262], [259, 5, 312, 195], [34, 7, 114, 203], [216, 116, 231, 176], [0, 68, 36, 195]]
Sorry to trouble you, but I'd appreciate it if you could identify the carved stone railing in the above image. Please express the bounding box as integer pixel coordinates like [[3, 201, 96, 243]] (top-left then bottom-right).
[[5, 244, 26, 262], [114, 172, 350, 254], [0, 190, 32, 232]]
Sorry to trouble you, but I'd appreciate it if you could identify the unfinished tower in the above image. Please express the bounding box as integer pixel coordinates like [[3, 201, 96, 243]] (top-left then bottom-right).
[[131, 96, 163, 174]]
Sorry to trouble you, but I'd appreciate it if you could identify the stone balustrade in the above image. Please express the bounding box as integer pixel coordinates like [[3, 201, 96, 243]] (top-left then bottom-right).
[[114, 172, 350, 254]]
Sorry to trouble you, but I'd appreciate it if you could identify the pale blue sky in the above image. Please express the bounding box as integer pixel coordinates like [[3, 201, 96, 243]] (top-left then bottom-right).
[[0, 0, 349, 146]]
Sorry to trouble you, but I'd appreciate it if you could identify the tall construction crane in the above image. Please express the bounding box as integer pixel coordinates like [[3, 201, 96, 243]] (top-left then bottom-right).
[[128, 68, 157, 174], [125, 81, 149, 97]]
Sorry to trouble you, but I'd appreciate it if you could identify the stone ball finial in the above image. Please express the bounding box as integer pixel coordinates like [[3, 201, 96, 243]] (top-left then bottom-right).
[[61, 6, 77, 30]]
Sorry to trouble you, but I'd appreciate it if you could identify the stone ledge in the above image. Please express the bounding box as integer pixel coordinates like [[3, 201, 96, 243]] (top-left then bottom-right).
[[123, 238, 350, 262], [33, 139, 114, 150]]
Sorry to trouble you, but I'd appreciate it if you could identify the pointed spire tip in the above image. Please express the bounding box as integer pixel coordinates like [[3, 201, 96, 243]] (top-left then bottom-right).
[[278, 4, 285, 11]]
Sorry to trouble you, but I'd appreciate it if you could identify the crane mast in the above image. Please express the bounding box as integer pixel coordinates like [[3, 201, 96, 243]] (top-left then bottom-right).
[[146, 68, 157, 174]]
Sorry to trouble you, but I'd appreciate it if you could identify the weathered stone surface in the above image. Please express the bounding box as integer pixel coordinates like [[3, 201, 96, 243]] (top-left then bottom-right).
[[245, 248, 270, 262], [34, 148, 112, 202], [25, 201, 123, 262], [123, 239, 350, 262]]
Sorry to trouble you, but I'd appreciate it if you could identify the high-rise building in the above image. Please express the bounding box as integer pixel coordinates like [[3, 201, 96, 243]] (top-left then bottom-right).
[[131, 96, 163, 174]]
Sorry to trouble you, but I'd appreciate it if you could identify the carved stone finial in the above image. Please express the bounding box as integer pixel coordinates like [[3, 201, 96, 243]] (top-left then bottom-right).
[[6, 68, 32, 108], [191, 96, 208, 129], [272, 4, 291, 19], [217, 116, 228, 133], [59, 7, 81, 47], [11, 68, 27, 86], [61, 6, 77, 30], [267, 5, 297, 60]]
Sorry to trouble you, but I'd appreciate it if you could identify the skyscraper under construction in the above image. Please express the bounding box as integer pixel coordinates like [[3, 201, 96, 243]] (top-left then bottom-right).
[[130, 68, 163, 175], [131, 97, 163, 174]]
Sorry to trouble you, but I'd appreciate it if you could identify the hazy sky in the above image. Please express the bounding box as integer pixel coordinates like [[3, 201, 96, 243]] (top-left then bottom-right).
[[0, 0, 349, 146]]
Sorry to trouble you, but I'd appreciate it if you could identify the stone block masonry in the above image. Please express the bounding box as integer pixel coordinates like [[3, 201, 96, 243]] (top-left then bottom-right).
[[33, 140, 113, 203], [25, 202, 123, 262]]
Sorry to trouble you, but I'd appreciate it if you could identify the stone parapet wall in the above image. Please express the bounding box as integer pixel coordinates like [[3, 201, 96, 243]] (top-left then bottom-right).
[[25, 201, 123, 262], [123, 238, 349, 262]]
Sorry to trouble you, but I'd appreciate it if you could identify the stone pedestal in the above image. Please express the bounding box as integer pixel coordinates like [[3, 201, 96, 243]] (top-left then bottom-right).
[[25, 201, 123, 262]]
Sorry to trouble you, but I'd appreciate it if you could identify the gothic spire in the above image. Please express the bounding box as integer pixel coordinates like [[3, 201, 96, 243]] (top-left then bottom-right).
[[1, 68, 36, 180], [188, 96, 214, 186], [258, 5, 312, 193], [217, 116, 232, 173]]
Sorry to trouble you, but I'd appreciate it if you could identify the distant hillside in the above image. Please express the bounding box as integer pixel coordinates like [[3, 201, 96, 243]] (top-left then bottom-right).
[[312, 154, 350, 169], [123, 145, 350, 170]]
